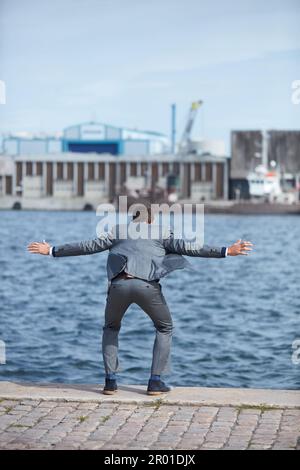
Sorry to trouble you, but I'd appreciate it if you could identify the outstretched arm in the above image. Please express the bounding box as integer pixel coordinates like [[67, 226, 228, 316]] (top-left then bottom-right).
[[163, 233, 253, 258], [27, 231, 115, 257]]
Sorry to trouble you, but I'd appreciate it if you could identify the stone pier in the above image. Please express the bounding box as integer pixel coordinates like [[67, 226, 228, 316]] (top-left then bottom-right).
[[0, 382, 299, 450]]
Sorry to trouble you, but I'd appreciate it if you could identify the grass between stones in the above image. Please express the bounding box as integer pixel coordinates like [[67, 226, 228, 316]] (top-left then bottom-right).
[[9, 424, 31, 429], [78, 414, 110, 425], [100, 415, 110, 424], [235, 404, 284, 413], [143, 399, 163, 410], [79, 415, 88, 423]]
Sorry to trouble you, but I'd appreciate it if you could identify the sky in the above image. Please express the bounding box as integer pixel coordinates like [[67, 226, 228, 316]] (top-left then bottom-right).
[[0, 0, 299, 151]]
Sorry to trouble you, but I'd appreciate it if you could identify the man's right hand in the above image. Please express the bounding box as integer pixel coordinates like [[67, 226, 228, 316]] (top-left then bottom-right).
[[27, 241, 51, 255], [227, 239, 253, 256]]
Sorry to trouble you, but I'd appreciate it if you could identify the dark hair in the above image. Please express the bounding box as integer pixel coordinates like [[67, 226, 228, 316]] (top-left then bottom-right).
[[132, 202, 152, 222]]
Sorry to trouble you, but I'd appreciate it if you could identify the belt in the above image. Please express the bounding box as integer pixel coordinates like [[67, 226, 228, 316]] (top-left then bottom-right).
[[114, 272, 136, 280], [113, 272, 159, 283]]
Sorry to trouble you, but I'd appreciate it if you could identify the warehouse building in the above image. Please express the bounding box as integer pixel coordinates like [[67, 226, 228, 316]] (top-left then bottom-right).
[[0, 153, 229, 210], [1, 121, 170, 157]]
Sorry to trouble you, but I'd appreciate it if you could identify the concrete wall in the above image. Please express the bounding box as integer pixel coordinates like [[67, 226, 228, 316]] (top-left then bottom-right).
[[231, 130, 300, 178], [268, 131, 300, 173], [0, 153, 229, 209], [231, 130, 262, 179], [85, 181, 107, 199], [191, 181, 214, 201], [123, 140, 148, 156], [125, 176, 145, 191], [53, 180, 74, 198], [23, 176, 43, 199]]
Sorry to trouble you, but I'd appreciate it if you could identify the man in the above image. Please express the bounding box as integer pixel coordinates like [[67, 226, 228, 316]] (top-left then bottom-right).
[[28, 205, 253, 395]]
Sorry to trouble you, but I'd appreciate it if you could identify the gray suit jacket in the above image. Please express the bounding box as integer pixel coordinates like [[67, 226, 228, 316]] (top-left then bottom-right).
[[52, 223, 227, 281]]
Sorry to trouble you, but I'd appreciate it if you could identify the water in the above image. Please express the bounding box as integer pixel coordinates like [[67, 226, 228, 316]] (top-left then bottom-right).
[[0, 210, 299, 389]]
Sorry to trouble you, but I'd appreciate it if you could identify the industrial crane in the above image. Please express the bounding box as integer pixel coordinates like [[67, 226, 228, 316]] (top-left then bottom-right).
[[179, 100, 203, 154]]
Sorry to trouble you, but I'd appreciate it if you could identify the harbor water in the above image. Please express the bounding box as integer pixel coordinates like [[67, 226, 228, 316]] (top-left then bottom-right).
[[0, 211, 299, 389]]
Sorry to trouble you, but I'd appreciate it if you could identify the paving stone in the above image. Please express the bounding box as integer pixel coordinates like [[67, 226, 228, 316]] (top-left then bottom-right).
[[0, 395, 299, 450], [201, 442, 224, 449]]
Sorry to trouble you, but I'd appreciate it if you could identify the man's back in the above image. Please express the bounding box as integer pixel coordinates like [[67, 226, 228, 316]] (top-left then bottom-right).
[[108, 227, 187, 281]]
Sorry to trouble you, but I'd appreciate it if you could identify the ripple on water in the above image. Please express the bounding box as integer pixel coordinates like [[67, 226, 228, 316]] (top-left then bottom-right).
[[0, 212, 299, 389]]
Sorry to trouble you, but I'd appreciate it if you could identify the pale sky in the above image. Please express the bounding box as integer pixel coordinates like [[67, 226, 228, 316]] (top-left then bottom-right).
[[0, 0, 299, 150]]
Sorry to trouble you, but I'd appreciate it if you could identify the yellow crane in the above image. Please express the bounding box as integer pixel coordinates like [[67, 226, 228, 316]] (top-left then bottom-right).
[[180, 100, 203, 154]]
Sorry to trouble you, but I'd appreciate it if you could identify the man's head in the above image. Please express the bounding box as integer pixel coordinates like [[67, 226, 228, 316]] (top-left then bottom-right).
[[131, 201, 154, 224]]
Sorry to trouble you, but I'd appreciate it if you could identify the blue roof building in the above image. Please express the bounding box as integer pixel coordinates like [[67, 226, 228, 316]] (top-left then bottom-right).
[[2, 121, 170, 156]]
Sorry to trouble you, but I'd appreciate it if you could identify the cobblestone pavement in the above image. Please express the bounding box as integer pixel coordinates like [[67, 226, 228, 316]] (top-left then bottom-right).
[[0, 399, 299, 450]]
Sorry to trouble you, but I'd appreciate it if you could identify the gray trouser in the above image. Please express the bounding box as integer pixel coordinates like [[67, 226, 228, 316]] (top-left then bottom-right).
[[102, 277, 173, 376]]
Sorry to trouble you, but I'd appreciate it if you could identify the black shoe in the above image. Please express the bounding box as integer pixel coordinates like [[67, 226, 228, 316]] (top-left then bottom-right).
[[103, 378, 118, 395], [147, 379, 171, 396]]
